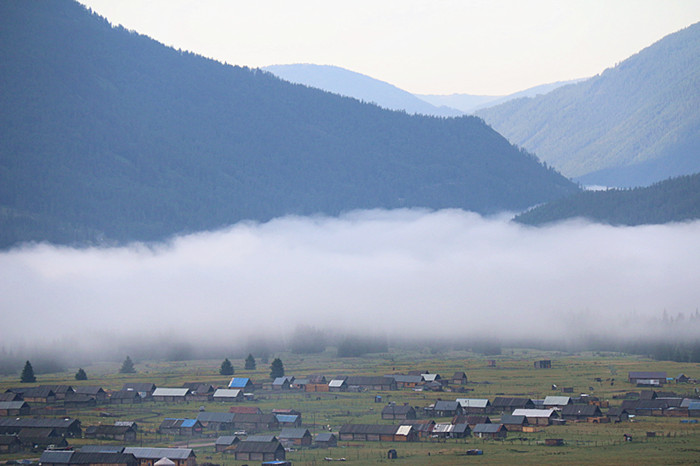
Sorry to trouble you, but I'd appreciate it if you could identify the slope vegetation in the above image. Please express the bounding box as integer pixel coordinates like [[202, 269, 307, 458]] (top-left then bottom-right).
[[0, 1, 577, 248], [477, 22, 700, 187]]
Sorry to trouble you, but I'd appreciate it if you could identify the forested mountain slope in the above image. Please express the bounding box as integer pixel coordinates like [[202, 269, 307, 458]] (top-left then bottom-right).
[[0, 1, 577, 248], [476, 22, 700, 188], [263, 64, 463, 117], [514, 173, 700, 226]]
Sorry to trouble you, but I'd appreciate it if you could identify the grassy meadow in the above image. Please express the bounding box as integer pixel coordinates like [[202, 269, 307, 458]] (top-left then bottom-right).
[[1, 347, 699, 465]]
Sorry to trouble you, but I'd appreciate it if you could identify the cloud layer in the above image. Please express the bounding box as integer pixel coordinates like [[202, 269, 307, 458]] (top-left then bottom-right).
[[2, 209, 699, 353]]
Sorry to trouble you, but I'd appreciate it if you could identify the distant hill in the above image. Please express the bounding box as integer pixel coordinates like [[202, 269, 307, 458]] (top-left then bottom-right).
[[476, 22, 700, 188], [514, 173, 700, 226], [417, 79, 585, 114], [0, 1, 577, 248], [263, 64, 463, 117]]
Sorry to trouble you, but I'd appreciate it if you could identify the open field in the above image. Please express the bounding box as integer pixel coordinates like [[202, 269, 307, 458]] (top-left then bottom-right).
[[1, 348, 699, 465]]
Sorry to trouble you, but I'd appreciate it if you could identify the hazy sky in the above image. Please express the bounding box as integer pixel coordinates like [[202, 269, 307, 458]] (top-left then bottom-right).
[[77, 0, 700, 95], [2, 210, 699, 350]]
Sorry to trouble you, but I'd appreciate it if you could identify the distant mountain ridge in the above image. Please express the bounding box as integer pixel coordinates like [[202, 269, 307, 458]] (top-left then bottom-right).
[[263, 64, 463, 117], [0, 0, 577, 248], [476, 22, 700, 188], [514, 173, 700, 226]]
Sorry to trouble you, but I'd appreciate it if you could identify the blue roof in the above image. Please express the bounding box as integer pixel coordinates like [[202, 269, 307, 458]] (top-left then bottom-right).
[[229, 378, 250, 388], [181, 419, 197, 428], [688, 402, 700, 410]]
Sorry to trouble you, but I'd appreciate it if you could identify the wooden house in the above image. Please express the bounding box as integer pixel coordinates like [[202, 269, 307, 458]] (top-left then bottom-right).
[[533, 360, 551, 369], [606, 407, 629, 423], [279, 427, 312, 446], [0, 417, 82, 437], [215, 435, 239, 453], [121, 383, 157, 400], [84, 424, 137, 442], [228, 378, 254, 391], [314, 432, 337, 448], [8, 387, 56, 404], [0, 435, 22, 454], [63, 392, 97, 408], [110, 390, 142, 405], [401, 420, 435, 438], [345, 376, 397, 391], [16, 428, 68, 451], [492, 397, 534, 414], [275, 414, 302, 427], [328, 378, 348, 392], [0, 401, 30, 416], [37, 385, 74, 401], [234, 439, 286, 462], [473, 423, 507, 439], [229, 406, 263, 415], [628, 371, 666, 386], [512, 409, 558, 426], [456, 398, 491, 414], [196, 412, 235, 431], [0, 392, 23, 402], [124, 447, 196, 466], [157, 418, 202, 436], [381, 403, 417, 420], [384, 375, 423, 389], [429, 400, 462, 417], [181, 383, 215, 402], [73, 386, 108, 403], [230, 413, 279, 432], [272, 376, 295, 390], [499, 415, 528, 432], [339, 424, 399, 442], [452, 372, 468, 385]]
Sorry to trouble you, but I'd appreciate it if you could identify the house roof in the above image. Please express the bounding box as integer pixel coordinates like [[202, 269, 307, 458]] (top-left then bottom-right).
[[500, 415, 527, 425], [561, 405, 601, 416], [80, 445, 126, 453], [215, 435, 239, 446], [328, 379, 346, 388], [152, 388, 189, 397], [385, 375, 423, 384], [381, 403, 415, 415], [543, 396, 570, 406], [456, 398, 490, 408], [422, 374, 440, 382], [314, 432, 336, 442], [433, 400, 460, 411], [432, 423, 453, 433], [395, 425, 413, 436], [465, 415, 491, 425], [0, 401, 28, 410], [228, 378, 251, 388], [197, 412, 235, 423], [0, 417, 80, 429], [123, 448, 195, 460], [512, 409, 556, 418], [492, 397, 533, 408], [688, 402, 700, 410], [452, 423, 470, 434], [244, 435, 278, 442], [213, 389, 242, 398], [473, 423, 505, 433], [38, 385, 74, 395], [279, 428, 310, 439], [345, 376, 394, 386], [122, 383, 156, 392], [110, 390, 141, 399], [235, 440, 284, 454], [73, 386, 106, 396]]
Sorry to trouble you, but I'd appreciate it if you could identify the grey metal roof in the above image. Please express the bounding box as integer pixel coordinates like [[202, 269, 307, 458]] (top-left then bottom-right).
[[314, 432, 335, 442], [339, 424, 398, 435], [80, 445, 126, 453], [0, 401, 27, 409], [500, 415, 526, 425], [123, 447, 194, 460], [279, 427, 310, 439], [152, 388, 189, 397], [543, 396, 570, 406], [212, 388, 241, 398], [433, 400, 459, 411], [512, 409, 556, 418], [244, 435, 278, 442], [456, 398, 490, 408], [473, 423, 505, 433], [39, 450, 74, 464], [215, 435, 238, 445], [196, 412, 235, 423]]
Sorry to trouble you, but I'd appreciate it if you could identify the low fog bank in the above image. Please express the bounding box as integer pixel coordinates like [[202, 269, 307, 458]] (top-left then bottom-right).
[[1, 208, 699, 369]]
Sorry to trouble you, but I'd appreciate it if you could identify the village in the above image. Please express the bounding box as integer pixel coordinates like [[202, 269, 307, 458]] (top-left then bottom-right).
[[0, 353, 699, 465]]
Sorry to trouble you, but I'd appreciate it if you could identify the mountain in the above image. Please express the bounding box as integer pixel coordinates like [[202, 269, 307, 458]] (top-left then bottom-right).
[[514, 173, 700, 226], [0, 0, 578, 248], [476, 22, 700, 188], [263, 64, 463, 117], [417, 79, 585, 114]]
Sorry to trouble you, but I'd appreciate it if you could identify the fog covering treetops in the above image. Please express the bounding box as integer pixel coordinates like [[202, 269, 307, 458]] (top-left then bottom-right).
[[0, 0, 577, 248]]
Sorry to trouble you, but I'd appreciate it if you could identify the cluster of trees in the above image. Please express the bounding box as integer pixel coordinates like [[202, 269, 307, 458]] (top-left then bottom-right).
[[0, 0, 577, 249], [515, 173, 700, 226]]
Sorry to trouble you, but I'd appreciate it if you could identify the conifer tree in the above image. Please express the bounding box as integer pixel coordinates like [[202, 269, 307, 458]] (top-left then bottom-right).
[[269, 358, 284, 379], [119, 356, 136, 374], [20, 360, 36, 383], [244, 353, 256, 370], [75, 368, 87, 380], [219, 358, 234, 375]]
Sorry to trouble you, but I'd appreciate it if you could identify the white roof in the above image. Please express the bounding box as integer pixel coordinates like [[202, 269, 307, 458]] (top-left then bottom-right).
[[152, 388, 189, 397], [456, 398, 489, 408], [213, 389, 241, 398], [155, 458, 175, 466], [328, 379, 346, 387], [396, 425, 413, 436], [422, 374, 438, 382], [512, 409, 556, 418], [543, 396, 570, 406], [432, 423, 454, 433]]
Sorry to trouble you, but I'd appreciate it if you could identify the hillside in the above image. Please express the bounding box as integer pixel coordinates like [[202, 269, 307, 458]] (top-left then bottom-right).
[[476, 22, 700, 188], [417, 79, 584, 114], [263, 64, 463, 117], [0, 1, 577, 248], [514, 173, 700, 226]]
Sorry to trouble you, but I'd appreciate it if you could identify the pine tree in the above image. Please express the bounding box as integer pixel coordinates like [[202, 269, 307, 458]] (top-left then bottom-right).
[[119, 356, 136, 374], [219, 358, 234, 375], [244, 353, 256, 370], [75, 368, 87, 380], [20, 360, 36, 383], [269, 358, 284, 379]]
